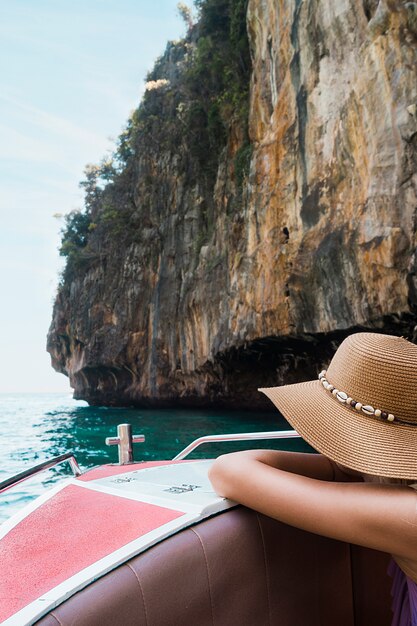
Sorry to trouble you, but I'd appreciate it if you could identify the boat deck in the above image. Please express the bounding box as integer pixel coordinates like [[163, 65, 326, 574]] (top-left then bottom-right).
[[0, 460, 234, 625]]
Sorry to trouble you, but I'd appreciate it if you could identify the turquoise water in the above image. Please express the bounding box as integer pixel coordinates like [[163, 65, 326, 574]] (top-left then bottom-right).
[[0, 393, 312, 523]]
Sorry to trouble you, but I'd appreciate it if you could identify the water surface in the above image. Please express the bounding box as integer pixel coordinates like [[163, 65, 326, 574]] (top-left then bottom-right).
[[0, 393, 312, 522]]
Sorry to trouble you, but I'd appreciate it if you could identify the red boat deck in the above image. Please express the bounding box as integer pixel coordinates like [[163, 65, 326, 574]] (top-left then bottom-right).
[[0, 459, 231, 625], [0, 483, 184, 622]]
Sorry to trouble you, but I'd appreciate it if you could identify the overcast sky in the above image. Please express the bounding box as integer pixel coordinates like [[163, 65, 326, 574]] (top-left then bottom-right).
[[0, 0, 185, 392]]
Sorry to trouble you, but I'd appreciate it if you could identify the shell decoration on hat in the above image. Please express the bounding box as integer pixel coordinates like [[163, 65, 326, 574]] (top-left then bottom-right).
[[318, 370, 397, 423]]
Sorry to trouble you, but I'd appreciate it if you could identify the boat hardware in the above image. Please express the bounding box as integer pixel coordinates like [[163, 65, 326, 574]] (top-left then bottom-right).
[[0, 453, 81, 494], [105, 423, 145, 464], [173, 429, 301, 460]]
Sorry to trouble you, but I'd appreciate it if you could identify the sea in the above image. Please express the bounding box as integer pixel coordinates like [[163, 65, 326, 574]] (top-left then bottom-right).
[[0, 393, 312, 523]]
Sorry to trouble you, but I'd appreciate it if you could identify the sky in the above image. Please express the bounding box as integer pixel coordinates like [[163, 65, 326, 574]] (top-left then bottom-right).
[[0, 0, 185, 393]]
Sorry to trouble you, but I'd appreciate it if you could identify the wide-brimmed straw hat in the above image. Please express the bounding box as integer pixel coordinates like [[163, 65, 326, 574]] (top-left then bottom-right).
[[258, 332, 417, 479]]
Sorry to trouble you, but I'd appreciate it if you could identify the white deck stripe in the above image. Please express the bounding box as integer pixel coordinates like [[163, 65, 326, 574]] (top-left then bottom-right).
[[72, 479, 211, 513]]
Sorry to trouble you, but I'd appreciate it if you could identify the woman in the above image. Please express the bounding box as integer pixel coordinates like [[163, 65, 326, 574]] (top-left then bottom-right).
[[208, 332, 417, 625]]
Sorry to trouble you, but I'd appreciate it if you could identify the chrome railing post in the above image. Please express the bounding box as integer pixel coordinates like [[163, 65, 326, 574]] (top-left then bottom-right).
[[105, 424, 145, 464]]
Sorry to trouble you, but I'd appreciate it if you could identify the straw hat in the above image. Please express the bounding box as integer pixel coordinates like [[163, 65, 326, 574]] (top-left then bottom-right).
[[258, 332, 417, 479]]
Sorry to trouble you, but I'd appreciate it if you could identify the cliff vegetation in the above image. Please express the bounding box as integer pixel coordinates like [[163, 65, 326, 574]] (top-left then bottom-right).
[[59, 0, 251, 285]]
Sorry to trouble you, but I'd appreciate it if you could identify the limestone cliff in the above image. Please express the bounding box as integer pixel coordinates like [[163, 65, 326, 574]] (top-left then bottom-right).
[[48, 0, 417, 408]]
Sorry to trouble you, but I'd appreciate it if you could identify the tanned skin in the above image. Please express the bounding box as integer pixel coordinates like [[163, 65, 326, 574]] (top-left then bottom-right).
[[208, 450, 417, 583]]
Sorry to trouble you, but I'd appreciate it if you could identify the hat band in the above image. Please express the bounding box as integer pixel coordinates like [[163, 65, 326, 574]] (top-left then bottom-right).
[[318, 370, 415, 426]]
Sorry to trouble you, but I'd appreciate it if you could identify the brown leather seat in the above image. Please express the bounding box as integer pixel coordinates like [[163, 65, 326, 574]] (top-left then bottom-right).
[[36, 506, 392, 625]]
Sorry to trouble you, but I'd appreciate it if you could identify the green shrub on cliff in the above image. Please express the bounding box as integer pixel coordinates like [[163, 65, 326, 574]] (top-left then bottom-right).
[[58, 209, 96, 283], [59, 210, 91, 255], [59, 165, 102, 264]]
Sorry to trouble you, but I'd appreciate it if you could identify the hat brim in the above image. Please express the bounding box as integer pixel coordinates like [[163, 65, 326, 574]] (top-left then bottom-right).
[[259, 380, 417, 480]]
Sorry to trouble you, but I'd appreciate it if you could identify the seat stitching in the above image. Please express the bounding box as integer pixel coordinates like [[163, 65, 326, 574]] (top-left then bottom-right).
[[47, 612, 63, 626], [256, 513, 272, 626], [127, 562, 149, 626], [190, 527, 215, 626], [347, 543, 356, 626]]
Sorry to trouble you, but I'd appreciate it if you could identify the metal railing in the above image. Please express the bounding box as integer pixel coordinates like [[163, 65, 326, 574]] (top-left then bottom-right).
[[173, 430, 301, 460], [0, 453, 82, 494], [0, 428, 300, 493]]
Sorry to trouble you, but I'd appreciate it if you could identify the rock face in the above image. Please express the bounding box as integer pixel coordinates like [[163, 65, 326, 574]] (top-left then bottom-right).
[[48, 0, 417, 408]]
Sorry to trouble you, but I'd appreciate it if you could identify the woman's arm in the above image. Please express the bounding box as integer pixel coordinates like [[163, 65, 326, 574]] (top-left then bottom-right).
[[208, 451, 417, 559], [221, 449, 363, 482]]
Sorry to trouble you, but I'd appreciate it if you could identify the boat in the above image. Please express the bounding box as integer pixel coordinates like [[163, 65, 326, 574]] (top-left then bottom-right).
[[0, 424, 393, 625]]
